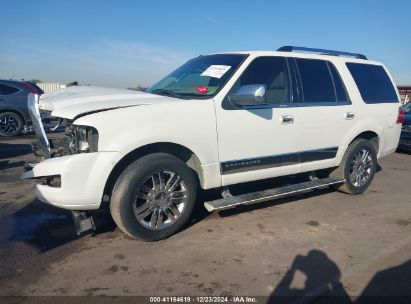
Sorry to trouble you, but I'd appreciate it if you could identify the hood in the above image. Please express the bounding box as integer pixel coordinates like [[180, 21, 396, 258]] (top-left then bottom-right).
[[39, 86, 175, 120]]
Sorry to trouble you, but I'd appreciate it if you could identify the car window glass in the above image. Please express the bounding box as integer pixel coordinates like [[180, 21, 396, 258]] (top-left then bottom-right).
[[237, 57, 291, 105], [0, 84, 19, 95], [296, 58, 336, 103], [346, 63, 398, 104], [146, 54, 247, 98], [328, 63, 349, 102]]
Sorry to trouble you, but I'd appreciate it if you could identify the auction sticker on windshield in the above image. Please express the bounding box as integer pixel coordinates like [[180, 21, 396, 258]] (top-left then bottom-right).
[[201, 65, 231, 79]]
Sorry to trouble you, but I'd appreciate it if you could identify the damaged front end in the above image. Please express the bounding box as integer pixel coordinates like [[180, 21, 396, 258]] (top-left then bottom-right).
[[23, 93, 96, 236], [31, 122, 99, 159], [27, 94, 51, 158]]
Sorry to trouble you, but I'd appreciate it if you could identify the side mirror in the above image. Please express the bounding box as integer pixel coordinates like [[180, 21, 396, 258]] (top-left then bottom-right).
[[229, 84, 267, 106]]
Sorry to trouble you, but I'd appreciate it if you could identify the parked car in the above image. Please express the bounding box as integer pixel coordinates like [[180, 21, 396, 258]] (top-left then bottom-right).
[[402, 102, 411, 124], [398, 102, 411, 151], [0, 79, 44, 137], [22, 46, 402, 241]]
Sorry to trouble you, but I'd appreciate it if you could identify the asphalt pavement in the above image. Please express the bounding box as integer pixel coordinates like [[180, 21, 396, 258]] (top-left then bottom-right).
[[0, 135, 410, 302]]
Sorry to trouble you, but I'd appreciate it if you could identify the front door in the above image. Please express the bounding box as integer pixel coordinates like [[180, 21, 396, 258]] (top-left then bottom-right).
[[214, 56, 302, 186]]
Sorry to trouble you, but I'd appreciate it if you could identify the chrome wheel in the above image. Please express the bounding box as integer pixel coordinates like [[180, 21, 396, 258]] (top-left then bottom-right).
[[0, 114, 21, 136], [133, 170, 188, 230], [349, 148, 373, 187]]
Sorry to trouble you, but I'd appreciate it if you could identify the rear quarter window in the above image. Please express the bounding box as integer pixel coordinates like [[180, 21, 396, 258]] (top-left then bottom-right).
[[0, 84, 20, 95], [346, 63, 398, 104]]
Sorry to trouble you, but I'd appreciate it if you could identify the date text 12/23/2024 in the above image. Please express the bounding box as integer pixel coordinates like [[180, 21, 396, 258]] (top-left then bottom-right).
[[150, 296, 258, 303]]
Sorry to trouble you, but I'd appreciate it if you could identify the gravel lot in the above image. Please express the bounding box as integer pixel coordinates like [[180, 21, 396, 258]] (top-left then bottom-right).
[[0, 134, 410, 301]]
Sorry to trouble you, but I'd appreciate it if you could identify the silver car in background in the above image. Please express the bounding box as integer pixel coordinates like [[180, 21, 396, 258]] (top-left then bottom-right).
[[0, 79, 44, 137]]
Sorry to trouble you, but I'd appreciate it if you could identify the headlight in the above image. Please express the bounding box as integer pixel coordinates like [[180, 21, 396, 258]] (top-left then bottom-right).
[[65, 124, 99, 154]]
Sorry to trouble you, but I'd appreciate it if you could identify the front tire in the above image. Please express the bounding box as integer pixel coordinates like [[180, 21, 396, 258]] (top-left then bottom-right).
[[331, 139, 377, 194], [0, 112, 24, 137], [110, 153, 197, 241]]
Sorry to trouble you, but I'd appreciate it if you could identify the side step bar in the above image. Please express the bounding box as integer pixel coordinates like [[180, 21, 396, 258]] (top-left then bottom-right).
[[204, 177, 345, 212]]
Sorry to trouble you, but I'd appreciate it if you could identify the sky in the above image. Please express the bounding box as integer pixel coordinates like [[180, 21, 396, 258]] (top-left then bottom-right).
[[1, 0, 410, 88]]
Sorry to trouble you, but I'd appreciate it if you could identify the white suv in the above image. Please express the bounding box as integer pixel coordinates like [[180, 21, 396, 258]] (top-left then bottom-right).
[[23, 46, 403, 241]]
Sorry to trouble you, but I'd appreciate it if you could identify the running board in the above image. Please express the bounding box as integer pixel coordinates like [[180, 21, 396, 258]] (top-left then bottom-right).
[[204, 177, 345, 212]]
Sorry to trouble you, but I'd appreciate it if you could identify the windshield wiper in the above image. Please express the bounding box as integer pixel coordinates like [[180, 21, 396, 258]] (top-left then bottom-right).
[[149, 89, 185, 99]]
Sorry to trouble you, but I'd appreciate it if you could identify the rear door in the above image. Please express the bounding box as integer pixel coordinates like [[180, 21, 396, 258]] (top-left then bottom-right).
[[0, 83, 28, 118], [292, 58, 354, 172]]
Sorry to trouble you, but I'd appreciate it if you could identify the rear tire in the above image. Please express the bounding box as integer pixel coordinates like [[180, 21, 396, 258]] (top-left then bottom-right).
[[330, 139, 377, 194], [0, 112, 24, 137], [110, 153, 197, 241]]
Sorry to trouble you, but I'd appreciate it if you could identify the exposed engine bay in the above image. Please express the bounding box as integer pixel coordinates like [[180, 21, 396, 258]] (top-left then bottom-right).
[[28, 94, 99, 159], [32, 119, 98, 158]]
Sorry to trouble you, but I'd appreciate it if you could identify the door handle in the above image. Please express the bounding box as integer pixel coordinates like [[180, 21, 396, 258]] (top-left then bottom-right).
[[280, 115, 294, 124], [345, 112, 355, 120]]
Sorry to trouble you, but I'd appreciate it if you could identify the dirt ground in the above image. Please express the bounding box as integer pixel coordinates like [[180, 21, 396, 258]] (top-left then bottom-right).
[[0, 134, 410, 302]]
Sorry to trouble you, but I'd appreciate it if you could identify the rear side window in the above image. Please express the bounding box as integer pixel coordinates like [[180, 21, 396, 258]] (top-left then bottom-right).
[[296, 59, 348, 103], [328, 63, 349, 102], [346, 63, 398, 103], [0, 84, 19, 95]]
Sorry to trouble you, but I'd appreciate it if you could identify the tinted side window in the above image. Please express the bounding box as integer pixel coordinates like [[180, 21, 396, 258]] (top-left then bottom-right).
[[0, 84, 19, 95], [296, 59, 336, 103], [346, 63, 398, 103], [239, 57, 291, 104], [328, 63, 349, 102]]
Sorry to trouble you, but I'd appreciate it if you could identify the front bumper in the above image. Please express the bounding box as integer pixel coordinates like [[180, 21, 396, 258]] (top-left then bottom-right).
[[22, 151, 122, 210]]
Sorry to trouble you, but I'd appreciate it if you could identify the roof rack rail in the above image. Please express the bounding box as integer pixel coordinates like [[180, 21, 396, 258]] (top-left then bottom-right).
[[277, 46, 367, 60]]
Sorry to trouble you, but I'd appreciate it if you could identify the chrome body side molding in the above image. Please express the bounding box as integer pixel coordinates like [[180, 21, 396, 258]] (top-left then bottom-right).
[[221, 147, 338, 175]]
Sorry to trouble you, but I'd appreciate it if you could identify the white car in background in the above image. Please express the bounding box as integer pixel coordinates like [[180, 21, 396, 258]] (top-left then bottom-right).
[[23, 46, 403, 241]]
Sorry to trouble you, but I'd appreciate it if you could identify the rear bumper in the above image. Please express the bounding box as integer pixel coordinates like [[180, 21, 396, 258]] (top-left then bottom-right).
[[22, 151, 122, 210]]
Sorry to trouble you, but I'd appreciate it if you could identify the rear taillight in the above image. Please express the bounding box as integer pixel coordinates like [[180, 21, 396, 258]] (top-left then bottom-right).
[[397, 107, 404, 124], [21, 82, 42, 95]]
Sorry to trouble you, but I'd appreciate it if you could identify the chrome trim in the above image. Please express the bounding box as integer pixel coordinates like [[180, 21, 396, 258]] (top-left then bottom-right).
[[133, 170, 188, 231], [221, 147, 338, 174], [300, 147, 338, 163], [345, 112, 355, 120], [242, 101, 351, 110], [205, 177, 346, 212], [349, 148, 373, 187], [229, 84, 267, 106], [280, 115, 294, 124]]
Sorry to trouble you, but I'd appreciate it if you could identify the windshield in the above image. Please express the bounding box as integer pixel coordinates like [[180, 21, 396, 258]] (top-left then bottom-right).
[[146, 54, 247, 99]]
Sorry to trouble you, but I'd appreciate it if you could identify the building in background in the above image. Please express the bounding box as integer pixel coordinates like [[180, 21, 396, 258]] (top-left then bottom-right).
[[36, 83, 66, 93]]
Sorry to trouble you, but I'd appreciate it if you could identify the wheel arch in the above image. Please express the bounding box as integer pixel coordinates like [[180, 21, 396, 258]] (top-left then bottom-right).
[[0, 109, 26, 123], [102, 142, 204, 204], [349, 130, 380, 153]]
